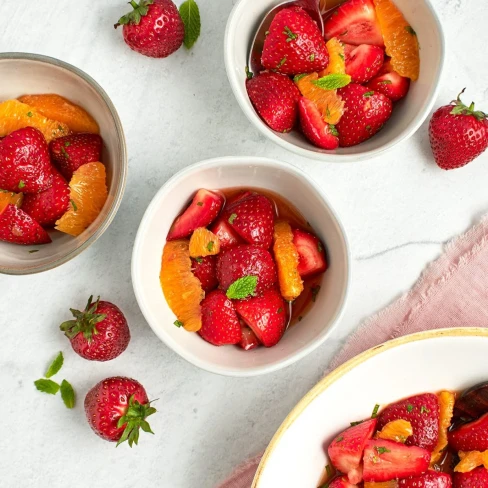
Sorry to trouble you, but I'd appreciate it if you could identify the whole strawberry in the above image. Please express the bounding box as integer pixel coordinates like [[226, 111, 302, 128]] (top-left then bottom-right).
[[399, 471, 452, 487], [429, 89, 488, 170], [49, 133, 102, 181], [60, 296, 130, 362], [84, 376, 156, 446], [115, 0, 184, 58]]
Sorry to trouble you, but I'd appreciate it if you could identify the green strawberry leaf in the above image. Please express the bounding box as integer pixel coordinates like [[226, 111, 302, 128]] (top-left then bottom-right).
[[179, 0, 201, 49], [45, 351, 64, 378], [226, 276, 258, 300], [312, 73, 351, 91], [34, 379, 60, 395], [60, 379, 75, 409]]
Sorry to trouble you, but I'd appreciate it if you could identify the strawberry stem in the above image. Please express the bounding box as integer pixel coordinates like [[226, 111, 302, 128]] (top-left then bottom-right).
[[116, 395, 157, 448], [450, 88, 487, 121], [59, 296, 106, 342], [114, 0, 153, 28]]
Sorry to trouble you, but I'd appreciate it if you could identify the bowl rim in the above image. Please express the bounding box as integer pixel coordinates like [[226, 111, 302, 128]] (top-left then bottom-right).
[[0, 52, 128, 276], [252, 326, 488, 487], [224, 0, 446, 162], [131, 155, 351, 377]]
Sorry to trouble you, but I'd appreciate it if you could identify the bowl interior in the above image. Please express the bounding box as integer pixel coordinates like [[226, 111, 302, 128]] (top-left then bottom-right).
[[132, 157, 349, 376], [254, 330, 488, 487], [0, 55, 125, 274], [225, 0, 444, 161]]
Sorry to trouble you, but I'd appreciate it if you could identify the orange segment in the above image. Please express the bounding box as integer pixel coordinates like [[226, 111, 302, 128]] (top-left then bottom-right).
[[431, 391, 455, 465], [320, 37, 346, 76], [18, 94, 99, 134], [295, 73, 344, 125], [0, 190, 23, 213], [273, 221, 303, 301], [160, 239, 204, 332], [0, 99, 70, 142], [455, 450, 488, 473], [55, 162, 107, 236], [377, 419, 413, 443], [373, 0, 420, 81], [189, 227, 220, 258], [365, 482, 399, 488]]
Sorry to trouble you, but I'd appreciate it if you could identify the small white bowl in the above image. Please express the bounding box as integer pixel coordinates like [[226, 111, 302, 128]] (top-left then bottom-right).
[[253, 328, 488, 487], [132, 156, 350, 377], [0, 53, 127, 275], [224, 0, 445, 162]]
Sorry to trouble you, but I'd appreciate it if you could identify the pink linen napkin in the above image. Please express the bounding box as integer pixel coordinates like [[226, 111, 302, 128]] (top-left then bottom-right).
[[217, 215, 488, 488]]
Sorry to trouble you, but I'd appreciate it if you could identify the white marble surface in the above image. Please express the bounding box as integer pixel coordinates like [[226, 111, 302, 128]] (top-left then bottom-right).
[[1, 0, 487, 486]]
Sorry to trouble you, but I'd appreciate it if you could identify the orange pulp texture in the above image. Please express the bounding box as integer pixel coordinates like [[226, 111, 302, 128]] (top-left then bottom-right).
[[18, 94, 99, 134], [0, 191, 23, 213], [320, 37, 346, 76], [55, 162, 107, 236], [455, 450, 488, 473], [0, 99, 70, 142], [160, 240, 205, 332], [273, 221, 303, 301], [373, 0, 420, 81], [364, 482, 399, 488], [431, 391, 455, 465], [189, 227, 220, 258], [377, 419, 413, 443]]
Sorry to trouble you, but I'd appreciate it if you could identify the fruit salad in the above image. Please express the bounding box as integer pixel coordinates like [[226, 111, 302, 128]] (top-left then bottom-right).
[[246, 0, 419, 149], [160, 188, 328, 349], [321, 386, 488, 488], [0, 94, 108, 245]]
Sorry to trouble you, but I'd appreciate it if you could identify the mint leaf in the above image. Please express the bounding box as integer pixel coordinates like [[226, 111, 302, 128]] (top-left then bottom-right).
[[70, 199, 78, 211], [179, 0, 201, 49], [228, 213, 237, 224], [294, 73, 307, 83], [45, 351, 64, 378], [34, 379, 60, 395], [364, 91, 375, 97], [375, 446, 391, 454], [18, 180, 25, 189], [207, 241, 214, 252], [405, 25, 416, 36], [60, 379, 75, 409], [174, 320, 184, 328], [329, 124, 339, 137], [226, 276, 258, 300], [312, 73, 351, 90], [379, 80, 393, 85]]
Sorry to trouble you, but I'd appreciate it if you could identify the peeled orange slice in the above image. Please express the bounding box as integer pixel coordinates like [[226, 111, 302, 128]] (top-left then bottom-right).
[[320, 37, 346, 76], [455, 450, 488, 473], [189, 227, 220, 258], [295, 73, 344, 125], [273, 221, 303, 301], [55, 162, 107, 236], [364, 482, 399, 488], [377, 419, 413, 443], [0, 190, 23, 213], [160, 240, 205, 332], [0, 99, 70, 142], [431, 391, 455, 465], [373, 0, 420, 80], [18, 94, 99, 134]]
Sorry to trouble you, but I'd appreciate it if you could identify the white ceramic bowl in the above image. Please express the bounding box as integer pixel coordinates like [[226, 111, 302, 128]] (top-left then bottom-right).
[[224, 0, 445, 162], [132, 156, 350, 376], [253, 328, 488, 487], [0, 53, 127, 275]]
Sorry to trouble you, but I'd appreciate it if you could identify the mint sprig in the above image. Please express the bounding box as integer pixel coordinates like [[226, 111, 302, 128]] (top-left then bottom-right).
[[34, 379, 60, 395], [312, 73, 351, 91], [179, 0, 201, 49], [60, 379, 75, 409], [226, 276, 258, 300], [45, 351, 64, 378]]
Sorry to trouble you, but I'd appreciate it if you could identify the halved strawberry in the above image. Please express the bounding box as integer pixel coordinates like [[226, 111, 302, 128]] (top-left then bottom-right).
[[448, 412, 488, 452], [399, 471, 452, 487], [367, 60, 410, 102], [167, 189, 224, 240], [453, 466, 488, 488], [191, 255, 218, 293], [328, 418, 377, 484], [210, 216, 244, 250], [0, 204, 51, 244], [344, 43, 384, 84], [234, 288, 287, 347], [293, 229, 327, 277], [324, 0, 384, 47], [328, 477, 358, 488], [239, 326, 260, 351], [298, 97, 340, 150], [362, 439, 430, 482]]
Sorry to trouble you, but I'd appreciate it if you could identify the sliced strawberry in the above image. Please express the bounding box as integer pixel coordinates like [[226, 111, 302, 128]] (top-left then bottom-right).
[[198, 290, 242, 346], [228, 191, 254, 205], [210, 216, 244, 250], [298, 97, 340, 150], [377, 393, 440, 451], [453, 466, 488, 488], [246, 71, 301, 133], [328, 419, 377, 484], [328, 477, 358, 488], [216, 244, 277, 296], [399, 471, 452, 487], [362, 439, 430, 482], [293, 229, 327, 277], [167, 189, 224, 240], [344, 43, 384, 84], [448, 412, 488, 452], [239, 326, 260, 351], [324, 0, 384, 47], [367, 60, 410, 102], [191, 255, 218, 293], [0, 204, 51, 244], [22, 167, 70, 227], [234, 288, 287, 347], [262, 6, 329, 75], [225, 194, 275, 249]]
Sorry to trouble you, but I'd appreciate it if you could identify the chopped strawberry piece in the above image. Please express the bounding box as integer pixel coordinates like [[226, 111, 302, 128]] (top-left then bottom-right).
[[328, 477, 358, 488], [452, 466, 488, 488], [399, 470, 452, 487], [362, 439, 430, 482], [328, 418, 377, 484], [344, 43, 384, 84], [167, 189, 223, 240], [239, 326, 260, 351], [367, 60, 410, 102], [292, 229, 327, 277], [0, 204, 51, 244], [191, 255, 218, 293], [449, 412, 488, 452], [210, 216, 244, 250]]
